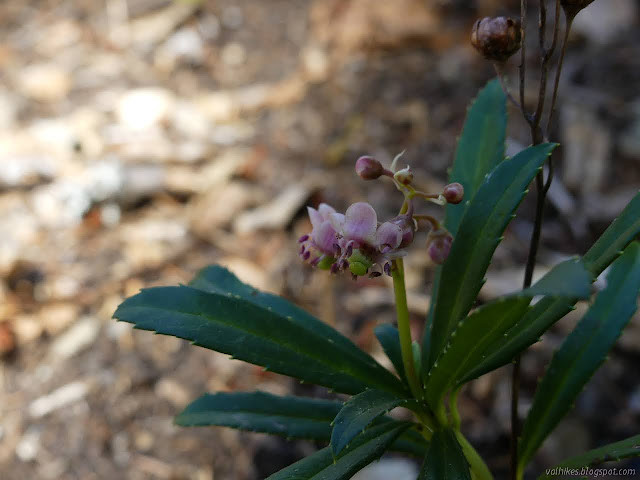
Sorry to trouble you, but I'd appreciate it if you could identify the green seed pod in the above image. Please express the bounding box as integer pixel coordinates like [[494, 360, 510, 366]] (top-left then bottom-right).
[[347, 249, 374, 276]]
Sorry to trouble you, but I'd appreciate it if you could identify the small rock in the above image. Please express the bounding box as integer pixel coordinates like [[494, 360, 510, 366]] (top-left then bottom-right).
[[221, 6, 244, 29], [13, 314, 43, 345], [17, 63, 72, 102], [156, 27, 205, 71], [221, 42, 247, 67], [115, 88, 175, 130], [49, 316, 100, 360], [39, 303, 80, 335], [0, 322, 16, 356], [16, 427, 41, 462], [351, 458, 418, 480], [0, 154, 56, 189], [155, 378, 190, 408], [233, 184, 311, 234], [29, 381, 89, 418]]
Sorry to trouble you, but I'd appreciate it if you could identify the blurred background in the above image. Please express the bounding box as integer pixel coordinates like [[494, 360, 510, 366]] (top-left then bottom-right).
[[0, 0, 639, 479]]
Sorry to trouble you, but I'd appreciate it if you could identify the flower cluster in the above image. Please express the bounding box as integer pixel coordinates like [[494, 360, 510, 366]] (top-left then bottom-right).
[[299, 154, 463, 277]]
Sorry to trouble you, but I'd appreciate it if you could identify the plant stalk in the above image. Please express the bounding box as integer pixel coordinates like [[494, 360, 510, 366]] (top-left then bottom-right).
[[391, 258, 423, 400]]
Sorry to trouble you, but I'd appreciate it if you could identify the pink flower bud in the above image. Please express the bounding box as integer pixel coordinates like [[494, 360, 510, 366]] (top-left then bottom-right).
[[355, 156, 385, 180], [426, 231, 453, 265], [443, 182, 464, 204]]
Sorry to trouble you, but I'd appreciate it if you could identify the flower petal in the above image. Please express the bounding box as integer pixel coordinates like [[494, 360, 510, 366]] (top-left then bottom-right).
[[376, 222, 403, 251], [329, 212, 346, 233], [318, 203, 336, 220], [307, 207, 323, 229], [312, 220, 338, 255], [343, 202, 377, 243]]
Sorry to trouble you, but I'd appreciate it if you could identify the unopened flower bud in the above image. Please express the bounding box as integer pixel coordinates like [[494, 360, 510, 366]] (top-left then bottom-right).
[[426, 230, 453, 265], [443, 182, 464, 204], [394, 166, 414, 186], [355, 156, 385, 180], [560, 0, 595, 16], [471, 17, 522, 62]]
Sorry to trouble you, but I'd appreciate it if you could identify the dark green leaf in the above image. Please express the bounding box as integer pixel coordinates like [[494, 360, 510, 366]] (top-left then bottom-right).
[[426, 143, 557, 372], [522, 258, 592, 299], [538, 434, 640, 479], [267, 422, 411, 480], [114, 285, 405, 396], [375, 324, 406, 382], [425, 297, 531, 411], [176, 391, 427, 457], [176, 391, 341, 440], [331, 389, 410, 456], [423, 79, 507, 368], [463, 191, 640, 381], [419, 429, 471, 480], [519, 243, 640, 471], [190, 266, 381, 369]]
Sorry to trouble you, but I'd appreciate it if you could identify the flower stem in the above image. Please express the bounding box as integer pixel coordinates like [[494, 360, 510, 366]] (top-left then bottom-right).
[[391, 258, 423, 400]]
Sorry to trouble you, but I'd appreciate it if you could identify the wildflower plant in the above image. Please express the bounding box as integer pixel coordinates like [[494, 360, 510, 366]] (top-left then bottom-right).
[[114, 1, 640, 478]]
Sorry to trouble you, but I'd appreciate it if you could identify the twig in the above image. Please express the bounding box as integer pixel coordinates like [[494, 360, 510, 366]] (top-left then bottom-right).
[[545, 11, 575, 136]]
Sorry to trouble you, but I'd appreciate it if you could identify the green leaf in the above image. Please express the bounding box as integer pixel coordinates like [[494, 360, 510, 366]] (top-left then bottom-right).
[[374, 324, 406, 382], [114, 285, 406, 396], [521, 258, 592, 299], [419, 429, 471, 480], [190, 266, 381, 369], [425, 297, 531, 410], [519, 243, 640, 471], [538, 434, 640, 479], [176, 391, 427, 457], [266, 422, 411, 480], [463, 191, 640, 381], [176, 391, 341, 440], [444, 78, 508, 237], [426, 143, 557, 372], [425, 258, 591, 410], [331, 389, 410, 456], [423, 79, 507, 368]]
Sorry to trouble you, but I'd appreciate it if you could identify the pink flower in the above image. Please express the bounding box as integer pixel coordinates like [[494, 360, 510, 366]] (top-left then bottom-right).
[[299, 202, 415, 277]]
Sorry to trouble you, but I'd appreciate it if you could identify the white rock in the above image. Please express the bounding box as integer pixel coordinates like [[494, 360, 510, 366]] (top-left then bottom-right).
[[115, 88, 175, 130], [17, 63, 72, 102], [221, 42, 247, 67], [49, 317, 100, 360], [233, 184, 311, 234], [29, 381, 89, 418], [351, 458, 418, 480], [158, 27, 204, 67], [16, 428, 41, 461]]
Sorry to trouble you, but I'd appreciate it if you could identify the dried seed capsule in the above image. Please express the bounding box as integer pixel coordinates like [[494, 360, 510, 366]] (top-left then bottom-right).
[[471, 16, 522, 62]]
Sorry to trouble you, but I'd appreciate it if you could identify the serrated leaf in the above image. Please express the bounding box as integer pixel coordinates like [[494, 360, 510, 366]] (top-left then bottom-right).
[[266, 422, 411, 480], [519, 243, 640, 471], [425, 258, 591, 397], [538, 434, 640, 479], [176, 391, 427, 457], [462, 191, 640, 381], [331, 389, 410, 456], [374, 324, 406, 382], [423, 79, 507, 368], [190, 266, 381, 369], [522, 258, 592, 298], [425, 143, 557, 372], [176, 391, 341, 439], [425, 297, 531, 410], [419, 429, 471, 480], [114, 285, 406, 396]]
